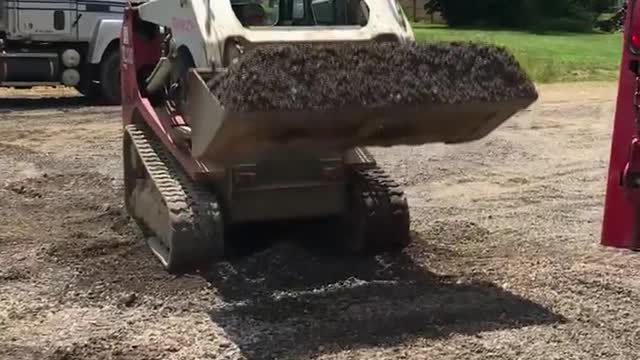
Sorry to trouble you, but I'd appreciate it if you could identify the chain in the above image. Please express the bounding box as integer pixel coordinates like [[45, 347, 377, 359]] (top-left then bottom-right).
[[629, 74, 640, 190], [632, 74, 640, 244], [634, 74, 640, 129]]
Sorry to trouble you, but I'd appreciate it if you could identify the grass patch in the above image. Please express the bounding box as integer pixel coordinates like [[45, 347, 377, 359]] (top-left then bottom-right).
[[413, 24, 622, 83]]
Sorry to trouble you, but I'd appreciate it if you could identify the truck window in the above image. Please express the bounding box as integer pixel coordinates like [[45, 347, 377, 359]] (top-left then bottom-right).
[[231, 0, 369, 27]]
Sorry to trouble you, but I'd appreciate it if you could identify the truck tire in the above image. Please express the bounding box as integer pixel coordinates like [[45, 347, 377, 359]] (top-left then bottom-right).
[[99, 49, 121, 105], [75, 82, 101, 101]]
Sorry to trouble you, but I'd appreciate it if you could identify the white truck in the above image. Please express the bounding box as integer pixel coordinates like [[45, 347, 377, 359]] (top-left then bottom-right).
[[0, 0, 125, 104]]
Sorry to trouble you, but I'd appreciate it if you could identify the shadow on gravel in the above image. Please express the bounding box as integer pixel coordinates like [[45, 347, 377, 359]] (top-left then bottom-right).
[[0, 96, 95, 110], [204, 222, 565, 359]]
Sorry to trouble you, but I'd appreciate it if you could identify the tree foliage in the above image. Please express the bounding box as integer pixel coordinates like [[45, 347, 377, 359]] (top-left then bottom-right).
[[425, 0, 616, 32]]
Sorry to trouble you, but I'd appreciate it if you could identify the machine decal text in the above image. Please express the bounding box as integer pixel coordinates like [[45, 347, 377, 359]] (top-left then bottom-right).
[[171, 17, 195, 33], [122, 45, 134, 65]]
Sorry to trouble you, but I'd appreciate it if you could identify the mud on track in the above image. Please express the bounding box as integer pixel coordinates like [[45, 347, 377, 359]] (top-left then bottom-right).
[[0, 84, 639, 360]]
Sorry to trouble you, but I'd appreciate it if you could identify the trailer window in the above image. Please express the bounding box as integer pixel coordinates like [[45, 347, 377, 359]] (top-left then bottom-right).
[[232, 0, 369, 27]]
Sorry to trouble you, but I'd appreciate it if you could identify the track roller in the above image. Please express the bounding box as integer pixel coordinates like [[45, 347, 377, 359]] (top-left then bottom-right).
[[343, 167, 411, 254], [123, 123, 224, 273]]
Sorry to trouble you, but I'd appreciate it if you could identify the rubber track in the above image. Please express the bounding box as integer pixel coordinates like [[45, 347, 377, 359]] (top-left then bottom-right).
[[350, 166, 411, 253], [125, 124, 223, 271]]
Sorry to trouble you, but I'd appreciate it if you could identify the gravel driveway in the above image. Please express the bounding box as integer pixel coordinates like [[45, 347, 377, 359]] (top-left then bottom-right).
[[0, 82, 635, 360]]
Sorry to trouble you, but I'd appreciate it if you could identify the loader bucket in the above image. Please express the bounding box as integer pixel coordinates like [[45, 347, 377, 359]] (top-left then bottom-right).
[[185, 69, 536, 164]]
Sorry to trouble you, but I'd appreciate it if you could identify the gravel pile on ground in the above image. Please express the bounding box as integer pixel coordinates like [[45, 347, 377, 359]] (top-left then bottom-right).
[[209, 42, 538, 113]]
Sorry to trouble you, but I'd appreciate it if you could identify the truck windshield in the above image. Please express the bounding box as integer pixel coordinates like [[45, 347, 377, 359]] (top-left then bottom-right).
[[231, 0, 369, 27]]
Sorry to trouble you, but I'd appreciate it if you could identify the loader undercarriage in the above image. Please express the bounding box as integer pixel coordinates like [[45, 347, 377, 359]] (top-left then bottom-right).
[[124, 123, 411, 272]]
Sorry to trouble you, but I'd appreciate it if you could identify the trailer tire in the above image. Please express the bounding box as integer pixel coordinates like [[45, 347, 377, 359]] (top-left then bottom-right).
[[99, 49, 121, 105]]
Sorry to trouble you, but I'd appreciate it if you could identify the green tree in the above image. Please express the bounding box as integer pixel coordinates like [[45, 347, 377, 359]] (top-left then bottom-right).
[[426, 0, 612, 32]]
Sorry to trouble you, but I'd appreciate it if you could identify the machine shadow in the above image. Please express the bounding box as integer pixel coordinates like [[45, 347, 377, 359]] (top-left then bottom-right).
[[0, 96, 92, 110], [202, 222, 565, 359]]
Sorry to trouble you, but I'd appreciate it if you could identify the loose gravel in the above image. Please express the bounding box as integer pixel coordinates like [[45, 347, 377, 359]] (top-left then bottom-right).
[[210, 42, 538, 112], [2, 83, 636, 360]]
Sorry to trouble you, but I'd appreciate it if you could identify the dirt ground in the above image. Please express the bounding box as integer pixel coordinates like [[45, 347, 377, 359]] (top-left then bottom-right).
[[0, 82, 637, 360]]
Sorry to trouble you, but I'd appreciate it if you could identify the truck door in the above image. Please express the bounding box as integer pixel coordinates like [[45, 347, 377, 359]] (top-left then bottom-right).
[[16, 0, 78, 39]]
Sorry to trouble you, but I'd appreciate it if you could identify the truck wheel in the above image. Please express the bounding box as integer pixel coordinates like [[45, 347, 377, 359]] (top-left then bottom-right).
[[99, 49, 121, 105], [75, 82, 101, 101]]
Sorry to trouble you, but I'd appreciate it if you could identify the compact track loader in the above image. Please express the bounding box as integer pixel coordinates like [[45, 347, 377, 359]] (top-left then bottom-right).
[[120, 0, 538, 272]]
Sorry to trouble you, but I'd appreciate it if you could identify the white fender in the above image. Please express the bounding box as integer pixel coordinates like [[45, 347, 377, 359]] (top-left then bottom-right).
[[87, 19, 123, 64], [137, 0, 215, 68]]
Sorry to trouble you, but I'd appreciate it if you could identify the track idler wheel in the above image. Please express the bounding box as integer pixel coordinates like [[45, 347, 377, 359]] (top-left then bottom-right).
[[343, 167, 411, 254], [123, 124, 225, 273]]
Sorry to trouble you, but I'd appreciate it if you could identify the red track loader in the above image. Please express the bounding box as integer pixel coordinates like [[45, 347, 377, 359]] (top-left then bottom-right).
[[602, 0, 640, 249], [119, 0, 537, 273]]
